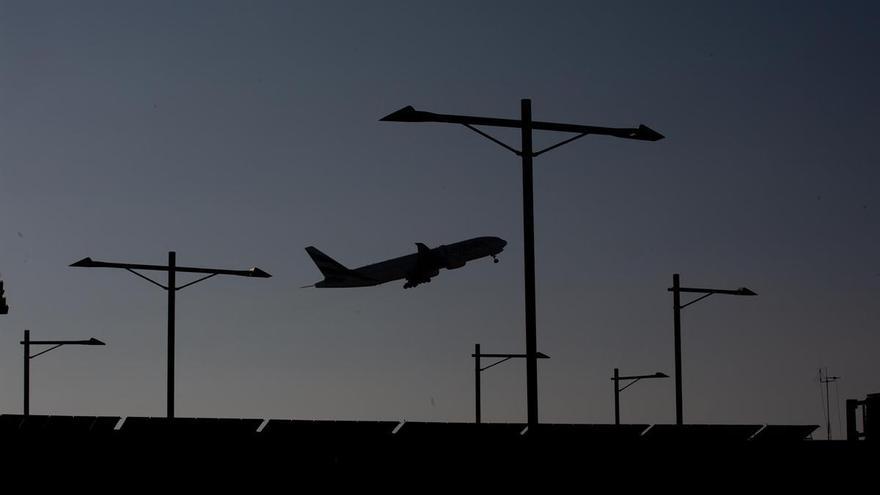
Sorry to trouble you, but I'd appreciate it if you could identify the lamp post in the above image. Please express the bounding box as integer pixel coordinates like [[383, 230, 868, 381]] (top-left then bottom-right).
[[668, 273, 756, 425], [819, 368, 840, 440], [472, 343, 549, 424], [21, 329, 106, 416], [612, 368, 668, 425], [1, 279, 8, 314], [71, 251, 270, 418], [384, 101, 662, 428]]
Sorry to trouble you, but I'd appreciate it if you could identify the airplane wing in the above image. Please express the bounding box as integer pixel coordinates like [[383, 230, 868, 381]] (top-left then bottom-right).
[[404, 242, 441, 289]]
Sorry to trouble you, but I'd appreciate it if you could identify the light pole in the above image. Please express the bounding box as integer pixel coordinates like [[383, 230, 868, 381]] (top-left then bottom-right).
[[472, 343, 549, 424], [383, 101, 662, 428], [21, 329, 105, 416], [668, 273, 756, 425], [819, 368, 840, 440], [612, 368, 668, 425], [71, 251, 270, 418], [1, 279, 8, 314]]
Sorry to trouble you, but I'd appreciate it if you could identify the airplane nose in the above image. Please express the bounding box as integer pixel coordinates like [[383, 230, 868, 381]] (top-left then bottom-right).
[[495, 238, 507, 251]]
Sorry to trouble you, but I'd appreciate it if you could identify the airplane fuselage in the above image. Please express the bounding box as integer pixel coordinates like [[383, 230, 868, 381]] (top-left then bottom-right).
[[307, 236, 506, 289]]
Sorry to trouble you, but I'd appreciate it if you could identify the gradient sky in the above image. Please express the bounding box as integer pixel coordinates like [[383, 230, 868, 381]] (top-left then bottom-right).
[[1, 1, 877, 438]]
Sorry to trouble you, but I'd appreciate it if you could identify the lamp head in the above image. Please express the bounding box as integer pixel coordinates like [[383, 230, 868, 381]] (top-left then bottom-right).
[[88, 338, 106, 346], [380, 106, 430, 122], [70, 257, 97, 268], [737, 287, 757, 296], [629, 125, 665, 141], [249, 267, 272, 278]]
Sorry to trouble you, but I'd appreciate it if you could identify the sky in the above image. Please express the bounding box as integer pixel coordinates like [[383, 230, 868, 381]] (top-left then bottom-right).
[[0, 1, 878, 438]]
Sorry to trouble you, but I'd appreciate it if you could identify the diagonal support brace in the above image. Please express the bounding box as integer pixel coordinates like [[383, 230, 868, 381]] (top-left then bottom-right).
[[462, 124, 522, 156], [126, 269, 168, 290], [533, 133, 588, 157]]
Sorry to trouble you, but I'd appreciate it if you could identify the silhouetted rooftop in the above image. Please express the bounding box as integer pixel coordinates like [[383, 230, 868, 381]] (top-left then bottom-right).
[[0, 414, 818, 443]]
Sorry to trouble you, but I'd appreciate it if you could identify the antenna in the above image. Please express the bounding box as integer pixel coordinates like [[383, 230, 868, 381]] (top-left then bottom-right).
[[819, 368, 840, 440]]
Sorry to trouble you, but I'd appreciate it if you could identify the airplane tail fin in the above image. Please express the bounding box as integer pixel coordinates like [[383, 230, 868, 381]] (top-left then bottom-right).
[[305, 246, 350, 278], [305, 246, 378, 288]]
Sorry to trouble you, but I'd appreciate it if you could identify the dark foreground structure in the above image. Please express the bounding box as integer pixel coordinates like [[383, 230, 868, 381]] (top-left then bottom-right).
[[3, 414, 875, 483]]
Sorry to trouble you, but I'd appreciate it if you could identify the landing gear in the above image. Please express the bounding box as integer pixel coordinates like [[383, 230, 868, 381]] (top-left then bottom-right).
[[491, 255, 499, 264], [404, 277, 431, 289]]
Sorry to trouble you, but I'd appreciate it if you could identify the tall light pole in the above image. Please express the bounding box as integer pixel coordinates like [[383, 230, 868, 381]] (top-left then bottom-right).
[[21, 329, 106, 416], [612, 368, 667, 425], [472, 343, 549, 424], [383, 101, 663, 428], [71, 251, 270, 418], [1, 279, 8, 315], [669, 273, 756, 425], [819, 368, 840, 440]]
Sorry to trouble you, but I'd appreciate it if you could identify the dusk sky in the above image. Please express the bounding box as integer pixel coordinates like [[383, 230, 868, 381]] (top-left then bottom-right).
[[1, 1, 877, 438]]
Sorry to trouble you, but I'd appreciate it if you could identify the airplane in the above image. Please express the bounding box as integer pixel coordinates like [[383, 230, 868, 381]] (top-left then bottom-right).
[[304, 236, 507, 289]]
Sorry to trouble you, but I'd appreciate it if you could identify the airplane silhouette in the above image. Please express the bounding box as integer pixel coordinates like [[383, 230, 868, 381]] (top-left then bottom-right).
[[304, 237, 507, 289]]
